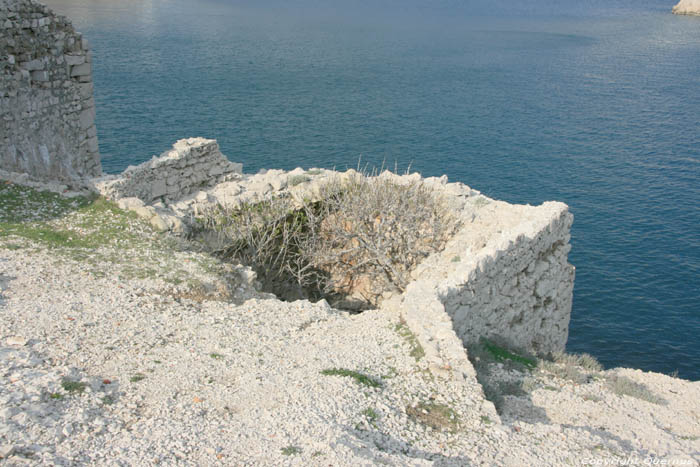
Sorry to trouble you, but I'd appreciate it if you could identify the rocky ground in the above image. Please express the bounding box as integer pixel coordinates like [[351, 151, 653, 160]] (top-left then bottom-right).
[[0, 181, 698, 466]]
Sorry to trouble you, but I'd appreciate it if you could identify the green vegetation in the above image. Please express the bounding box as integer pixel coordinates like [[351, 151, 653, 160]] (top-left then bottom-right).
[[281, 445, 302, 456], [394, 321, 425, 361], [481, 339, 537, 370], [49, 392, 63, 400], [209, 353, 224, 360], [130, 373, 146, 383], [362, 407, 379, 425], [0, 183, 234, 298], [0, 185, 143, 250], [406, 402, 460, 432], [60, 379, 86, 394], [102, 395, 115, 405], [320, 368, 382, 388]]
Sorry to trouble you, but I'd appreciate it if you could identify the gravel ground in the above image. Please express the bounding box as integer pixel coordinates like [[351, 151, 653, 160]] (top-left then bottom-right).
[[1, 184, 698, 466]]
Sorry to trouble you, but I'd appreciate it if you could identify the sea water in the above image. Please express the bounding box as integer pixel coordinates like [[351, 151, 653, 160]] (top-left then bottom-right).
[[42, 0, 700, 380]]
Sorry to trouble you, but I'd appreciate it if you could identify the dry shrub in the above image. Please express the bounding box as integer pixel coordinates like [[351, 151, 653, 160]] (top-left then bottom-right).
[[200, 169, 459, 309], [305, 170, 458, 309], [199, 195, 323, 301]]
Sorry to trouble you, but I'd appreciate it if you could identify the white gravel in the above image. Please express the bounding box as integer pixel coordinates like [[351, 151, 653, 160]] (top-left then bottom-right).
[[1, 191, 699, 465]]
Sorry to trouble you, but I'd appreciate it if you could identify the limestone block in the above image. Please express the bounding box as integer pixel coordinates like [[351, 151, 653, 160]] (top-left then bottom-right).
[[132, 205, 156, 220], [79, 107, 94, 129], [208, 164, 225, 176], [152, 179, 167, 199], [23, 58, 43, 70], [70, 63, 90, 77], [87, 136, 98, 153], [64, 54, 85, 66], [78, 83, 93, 99], [116, 197, 145, 211], [30, 70, 49, 81], [150, 215, 168, 232]]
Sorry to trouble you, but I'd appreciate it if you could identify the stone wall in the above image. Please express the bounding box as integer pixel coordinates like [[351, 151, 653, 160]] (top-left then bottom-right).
[[93, 138, 242, 204], [398, 195, 574, 358], [0, 0, 101, 182]]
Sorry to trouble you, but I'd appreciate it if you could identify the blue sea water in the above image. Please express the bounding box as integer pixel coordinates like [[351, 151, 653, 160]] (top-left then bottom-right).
[[43, 0, 700, 380]]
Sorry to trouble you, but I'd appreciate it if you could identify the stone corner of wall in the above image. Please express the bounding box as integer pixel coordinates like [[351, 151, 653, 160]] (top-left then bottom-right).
[[401, 197, 575, 362]]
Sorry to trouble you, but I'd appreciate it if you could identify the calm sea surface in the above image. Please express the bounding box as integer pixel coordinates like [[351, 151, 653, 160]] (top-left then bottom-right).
[[43, 0, 700, 380]]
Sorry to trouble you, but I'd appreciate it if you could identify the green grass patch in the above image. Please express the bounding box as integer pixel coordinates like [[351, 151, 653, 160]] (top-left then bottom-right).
[[209, 353, 224, 360], [102, 395, 115, 405], [320, 368, 382, 388], [130, 373, 146, 383], [481, 339, 536, 370], [281, 445, 302, 456], [363, 407, 379, 423], [49, 392, 63, 400], [60, 379, 86, 394], [395, 321, 425, 362]]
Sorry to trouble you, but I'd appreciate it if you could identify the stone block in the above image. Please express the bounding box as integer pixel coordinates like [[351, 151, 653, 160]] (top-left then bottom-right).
[[150, 215, 169, 232], [151, 179, 167, 199], [30, 70, 49, 81], [79, 107, 94, 129], [64, 53, 85, 66], [117, 197, 145, 211], [77, 83, 93, 99], [208, 164, 225, 177], [87, 136, 99, 152], [23, 58, 43, 70], [70, 63, 90, 77]]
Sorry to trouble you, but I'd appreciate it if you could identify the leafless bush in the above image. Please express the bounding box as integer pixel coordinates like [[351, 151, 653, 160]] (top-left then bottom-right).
[[199, 195, 325, 301], [199, 169, 459, 308], [301, 170, 459, 309]]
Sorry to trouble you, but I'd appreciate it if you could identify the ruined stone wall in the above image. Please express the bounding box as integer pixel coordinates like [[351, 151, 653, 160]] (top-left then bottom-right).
[[398, 196, 574, 358], [93, 138, 242, 204], [0, 0, 101, 182], [441, 204, 574, 354]]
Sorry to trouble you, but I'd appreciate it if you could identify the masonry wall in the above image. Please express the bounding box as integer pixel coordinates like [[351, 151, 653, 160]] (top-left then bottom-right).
[[441, 204, 574, 354], [0, 0, 101, 182], [399, 196, 574, 358], [94, 138, 242, 204]]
